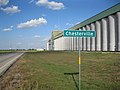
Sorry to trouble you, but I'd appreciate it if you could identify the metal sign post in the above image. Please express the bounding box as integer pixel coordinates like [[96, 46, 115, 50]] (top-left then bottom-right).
[[64, 30, 96, 90], [78, 46, 81, 90]]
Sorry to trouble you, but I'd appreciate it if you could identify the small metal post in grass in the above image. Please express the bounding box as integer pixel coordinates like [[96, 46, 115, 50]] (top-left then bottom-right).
[[78, 47, 81, 90]]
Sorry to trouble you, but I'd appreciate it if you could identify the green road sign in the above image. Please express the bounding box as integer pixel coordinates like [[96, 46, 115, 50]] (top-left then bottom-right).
[[64, 30, 96, 37]]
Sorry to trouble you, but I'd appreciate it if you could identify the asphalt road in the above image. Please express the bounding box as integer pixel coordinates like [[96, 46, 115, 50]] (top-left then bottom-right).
[[0, 52, 24, 76]]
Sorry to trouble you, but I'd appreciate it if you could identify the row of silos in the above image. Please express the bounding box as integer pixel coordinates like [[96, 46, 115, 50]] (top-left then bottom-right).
[[48, 3, 120, 51]]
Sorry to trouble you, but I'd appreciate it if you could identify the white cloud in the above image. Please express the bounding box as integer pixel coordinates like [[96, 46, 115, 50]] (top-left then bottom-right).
[[75, 22, 80, 25], [0, 0, 9, 6], [10, 26, 13, 28], [3, 26, 13, 32], [3, 28, 12, 32], [41, 14, 46, 17], [41, 37, 50, 42], [66, 23, 74, 26], [34, 35, 40, 38], [16, 42, 22, 45], [42, 38, 48, 42], [17, 17, 47, 29], [29, 0, 34, 4], [36, 0, 64, 10], [1, 6, 21, 14], [54, 24, 59, 29]]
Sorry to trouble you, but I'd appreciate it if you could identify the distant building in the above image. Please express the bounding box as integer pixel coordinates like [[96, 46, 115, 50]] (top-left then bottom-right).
[[47, 39, 52, 50], [47, 30, 63, 50], [47, 3, 120, 51], [36, 49, 44, 51]]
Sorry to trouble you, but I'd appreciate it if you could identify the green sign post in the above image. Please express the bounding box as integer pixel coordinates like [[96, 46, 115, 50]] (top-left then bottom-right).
[[64, 30, 96, 37], [64, 30, 96, 90]]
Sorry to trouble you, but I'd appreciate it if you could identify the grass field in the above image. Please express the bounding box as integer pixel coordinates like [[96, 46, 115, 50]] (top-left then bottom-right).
[[0, 51, 120, 90], [0, 50, 17, 54]]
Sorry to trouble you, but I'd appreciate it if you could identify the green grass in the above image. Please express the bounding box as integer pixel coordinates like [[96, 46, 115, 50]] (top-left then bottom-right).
[[1, 51, 120, 90], [0, 50, 17, 54], [20, 51, 78, 90], [81, 52, 120, 90]]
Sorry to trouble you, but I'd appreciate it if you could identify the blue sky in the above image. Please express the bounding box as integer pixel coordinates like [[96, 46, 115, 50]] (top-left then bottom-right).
[[0, 0, 119, 49]]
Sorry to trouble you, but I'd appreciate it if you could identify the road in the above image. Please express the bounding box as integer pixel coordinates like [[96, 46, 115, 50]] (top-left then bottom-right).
[[0, 52, 24, 76]]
